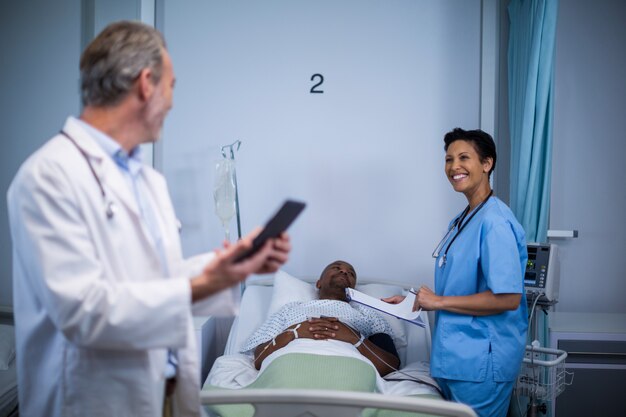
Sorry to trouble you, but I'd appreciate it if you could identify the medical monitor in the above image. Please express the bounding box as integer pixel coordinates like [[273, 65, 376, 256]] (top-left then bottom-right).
[[525, 243, 559, 303]]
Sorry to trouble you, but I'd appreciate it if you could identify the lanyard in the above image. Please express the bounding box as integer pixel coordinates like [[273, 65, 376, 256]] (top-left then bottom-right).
[[438, 190, 493, 267]]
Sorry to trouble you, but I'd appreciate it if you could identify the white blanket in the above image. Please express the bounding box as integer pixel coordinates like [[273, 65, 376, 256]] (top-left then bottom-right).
[[205, 338, 439, 396]]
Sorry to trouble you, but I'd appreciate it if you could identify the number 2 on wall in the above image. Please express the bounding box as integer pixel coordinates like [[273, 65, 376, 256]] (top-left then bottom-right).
[[310, 73, 324, 94]]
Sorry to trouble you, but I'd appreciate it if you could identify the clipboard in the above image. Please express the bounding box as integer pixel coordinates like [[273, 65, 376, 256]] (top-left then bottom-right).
[[345, 288, 425, 327]]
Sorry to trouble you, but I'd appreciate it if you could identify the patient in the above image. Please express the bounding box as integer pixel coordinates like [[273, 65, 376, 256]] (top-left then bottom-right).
[[204, 263, 441, 417], [241, 260, 401, 376]]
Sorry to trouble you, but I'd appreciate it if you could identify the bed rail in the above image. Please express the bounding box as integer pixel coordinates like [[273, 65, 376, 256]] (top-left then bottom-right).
[[201, 388, 477, 417], [0, 305, 13, 324]]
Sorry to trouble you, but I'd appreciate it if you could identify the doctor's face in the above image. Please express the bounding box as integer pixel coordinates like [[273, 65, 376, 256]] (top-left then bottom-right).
[[144, 49, 175, 143], [445, 140, 492, 197]]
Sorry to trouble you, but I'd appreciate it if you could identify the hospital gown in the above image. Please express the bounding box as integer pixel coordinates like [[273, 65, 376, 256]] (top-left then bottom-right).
[[240, 299, 393, 353]]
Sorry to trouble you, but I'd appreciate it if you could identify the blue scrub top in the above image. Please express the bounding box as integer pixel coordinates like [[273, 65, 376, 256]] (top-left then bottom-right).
[[430, 197, 528, 382]]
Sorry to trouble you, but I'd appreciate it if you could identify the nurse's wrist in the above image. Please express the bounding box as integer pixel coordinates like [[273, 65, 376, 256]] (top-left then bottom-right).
[[434, 296, 447, 311]]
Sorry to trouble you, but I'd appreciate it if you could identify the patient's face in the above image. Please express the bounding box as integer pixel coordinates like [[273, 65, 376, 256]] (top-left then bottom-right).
[[317, 261, 357, 300]]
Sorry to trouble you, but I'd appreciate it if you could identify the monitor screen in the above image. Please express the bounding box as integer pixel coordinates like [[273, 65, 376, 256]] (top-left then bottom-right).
[[525, 258, 537, 286]]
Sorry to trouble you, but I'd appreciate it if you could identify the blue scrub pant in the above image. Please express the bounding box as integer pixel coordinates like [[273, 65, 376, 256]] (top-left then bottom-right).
[[435, 355, 514, 417]]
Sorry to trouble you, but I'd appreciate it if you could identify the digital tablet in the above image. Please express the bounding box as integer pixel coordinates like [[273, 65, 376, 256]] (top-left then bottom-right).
[[234, 200, 306, 263]]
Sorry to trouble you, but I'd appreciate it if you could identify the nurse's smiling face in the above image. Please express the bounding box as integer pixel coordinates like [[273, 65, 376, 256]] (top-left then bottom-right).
[[445, 140, 492, 201]]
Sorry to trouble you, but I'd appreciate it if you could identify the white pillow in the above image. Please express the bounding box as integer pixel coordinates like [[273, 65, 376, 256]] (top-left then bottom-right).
[[267, 270, 317, 316], [0, 324, 16, 370], [266, 271, 407, 348]]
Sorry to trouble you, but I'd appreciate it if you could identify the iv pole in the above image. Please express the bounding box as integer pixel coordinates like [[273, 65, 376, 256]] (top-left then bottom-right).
[[220, 140, 242, 241]]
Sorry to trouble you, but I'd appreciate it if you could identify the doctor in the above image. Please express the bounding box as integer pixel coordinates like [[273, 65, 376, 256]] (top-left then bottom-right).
[[7, 21, 290, 417], [384, 128, 527, 417]]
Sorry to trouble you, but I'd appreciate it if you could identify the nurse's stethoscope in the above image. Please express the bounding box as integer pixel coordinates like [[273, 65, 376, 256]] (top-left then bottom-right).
[[432, 190, 493, 268], [60, 130, 117, 219]]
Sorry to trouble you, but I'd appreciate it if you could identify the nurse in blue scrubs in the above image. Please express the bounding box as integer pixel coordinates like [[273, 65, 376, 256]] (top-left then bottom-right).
[[385, 128, 528, 417]]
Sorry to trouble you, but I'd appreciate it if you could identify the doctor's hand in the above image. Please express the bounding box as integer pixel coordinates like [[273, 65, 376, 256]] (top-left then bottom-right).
[[221, 228, 290, 275], [190, 230, 288, 302], [251, 231, 291, 274]]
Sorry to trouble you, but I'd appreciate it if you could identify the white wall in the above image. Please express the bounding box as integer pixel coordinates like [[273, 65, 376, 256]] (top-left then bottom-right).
[[159, 0, 487, 287], [550, 0, 626, 313], [0, 0, 82, 307]]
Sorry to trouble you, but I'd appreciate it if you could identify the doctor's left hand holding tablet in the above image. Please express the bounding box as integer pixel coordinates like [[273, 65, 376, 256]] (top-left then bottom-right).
[[6, 20, 292, 417], [191, 229, 291, 302], [193, 197, 307, 300]]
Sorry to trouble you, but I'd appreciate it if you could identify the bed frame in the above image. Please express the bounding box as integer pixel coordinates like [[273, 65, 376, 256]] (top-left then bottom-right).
[[201, 388, 476, 417]]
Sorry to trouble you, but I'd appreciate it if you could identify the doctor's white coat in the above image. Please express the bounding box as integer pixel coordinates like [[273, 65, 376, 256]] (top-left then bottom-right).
[[7, 117, 238, 417]]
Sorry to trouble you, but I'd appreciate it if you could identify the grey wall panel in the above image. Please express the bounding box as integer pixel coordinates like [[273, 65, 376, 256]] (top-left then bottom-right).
[[551, 0, 626, 313], [0, 0, 82, 307]]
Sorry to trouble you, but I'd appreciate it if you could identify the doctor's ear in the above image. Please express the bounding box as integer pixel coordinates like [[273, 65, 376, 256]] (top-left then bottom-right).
[[137, 68, 155, 101]]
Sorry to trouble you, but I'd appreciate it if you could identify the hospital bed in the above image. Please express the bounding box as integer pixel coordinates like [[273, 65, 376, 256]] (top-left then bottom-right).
[[201, 271, 476, 417], [0, 309, 18, 417]]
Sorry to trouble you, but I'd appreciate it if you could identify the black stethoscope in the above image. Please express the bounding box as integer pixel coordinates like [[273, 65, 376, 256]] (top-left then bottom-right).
[[60, 130, 117, 219], [432, 190, 493, 268]]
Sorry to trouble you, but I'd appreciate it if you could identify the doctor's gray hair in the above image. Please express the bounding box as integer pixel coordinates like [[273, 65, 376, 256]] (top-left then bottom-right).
[[80, 20, 166, 107]]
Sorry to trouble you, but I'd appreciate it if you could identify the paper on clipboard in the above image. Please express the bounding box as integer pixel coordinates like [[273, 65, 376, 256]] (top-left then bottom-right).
[[346, 288, 425, 328]]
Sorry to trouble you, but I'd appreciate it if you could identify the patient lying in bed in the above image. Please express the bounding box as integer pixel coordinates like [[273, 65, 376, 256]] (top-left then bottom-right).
[[204, 261, 443, 416], [206, 260, 438, 392], [242, 260, 401, 376]]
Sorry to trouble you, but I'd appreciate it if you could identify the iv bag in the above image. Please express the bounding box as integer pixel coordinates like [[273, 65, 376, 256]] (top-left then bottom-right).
[[213, 159, 237, 241]]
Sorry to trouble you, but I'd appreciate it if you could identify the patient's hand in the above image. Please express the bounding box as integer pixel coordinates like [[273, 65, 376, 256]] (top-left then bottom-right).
[[306, 318, 360, 344], [290, 318, 334, 340]]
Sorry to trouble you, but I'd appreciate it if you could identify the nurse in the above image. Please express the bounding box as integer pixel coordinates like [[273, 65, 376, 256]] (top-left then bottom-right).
[[384, 128, 528, 417]]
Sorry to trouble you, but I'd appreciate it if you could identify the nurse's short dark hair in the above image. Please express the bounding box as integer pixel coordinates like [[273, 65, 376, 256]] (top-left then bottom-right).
[[443, 128, 497, 178], [79, 20, 166, 107]]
